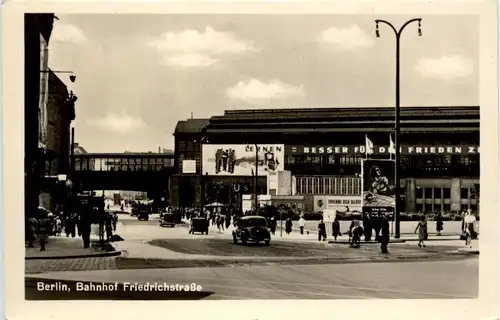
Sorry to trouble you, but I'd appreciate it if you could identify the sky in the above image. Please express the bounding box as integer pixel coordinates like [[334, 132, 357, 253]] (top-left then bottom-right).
[[48, 14, 479, 153]]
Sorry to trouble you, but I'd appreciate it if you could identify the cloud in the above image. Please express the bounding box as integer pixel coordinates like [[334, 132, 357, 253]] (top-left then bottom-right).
[[320, 25, 374, 51], [51, 22, 89, 44], [143, 26, 258, 68], [161, 54, 218, 68], [226, 79, 305, 104], [87, 114, 145, 133], [415, 55, 475, 81]]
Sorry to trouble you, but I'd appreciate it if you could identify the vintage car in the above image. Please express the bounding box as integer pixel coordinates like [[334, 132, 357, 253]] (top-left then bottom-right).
[[138, 211, 149, 221], [232, 216, 271, 246], [189, 217, 209, 235], [159, 213, 176, 227]]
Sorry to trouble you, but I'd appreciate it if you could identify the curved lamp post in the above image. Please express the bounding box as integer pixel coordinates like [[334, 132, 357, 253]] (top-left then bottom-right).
[[375, 18, 422, 239]]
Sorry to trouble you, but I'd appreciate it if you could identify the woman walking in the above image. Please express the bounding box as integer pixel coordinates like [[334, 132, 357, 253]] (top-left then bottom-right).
[[463, 210, 477, 248], [332, 217, 340, 242], [436, 212, 444, 236], [414, 215, 428, 248]]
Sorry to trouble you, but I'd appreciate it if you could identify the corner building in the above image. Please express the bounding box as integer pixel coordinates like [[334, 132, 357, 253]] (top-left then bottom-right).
[[172, 106, 479, 215]]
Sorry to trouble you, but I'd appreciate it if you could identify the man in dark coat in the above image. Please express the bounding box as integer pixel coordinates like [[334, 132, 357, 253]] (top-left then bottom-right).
[[379, 215, 390, 254], [436, 213, 444, 236], [318, 219, 327, 242]]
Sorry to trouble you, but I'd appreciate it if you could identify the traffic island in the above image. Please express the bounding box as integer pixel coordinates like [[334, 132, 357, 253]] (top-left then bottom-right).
[[26, 237, 122, 260]]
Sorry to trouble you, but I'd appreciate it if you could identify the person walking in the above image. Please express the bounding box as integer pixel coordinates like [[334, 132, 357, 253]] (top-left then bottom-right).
[[55, 216, 63, 236], [298, 216, 306, 235], [37, 213, 52, 251], [414, 215, 428, 248], [285, 217, 293, 235], [269, 216, 276, 235], [436, 212, 444, 236], [332, 217, 340, 242], [318, 219, 327, 242], [26, 217, 38, 248], [379, 215, 390, 253], [463, 210, 477, 248]]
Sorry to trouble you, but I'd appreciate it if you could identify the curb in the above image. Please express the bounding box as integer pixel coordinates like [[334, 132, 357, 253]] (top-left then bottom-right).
[[328, 239, 407, 244], [26, 250, 123, 260]]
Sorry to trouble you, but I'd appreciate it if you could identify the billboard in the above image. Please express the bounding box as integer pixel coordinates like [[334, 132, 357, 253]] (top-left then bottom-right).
[[286, 145, 480, 155], [314, 195, 362, 213], [202, 144, 284, 176], [361, 159, 395, 215], [182, 160, 196, 174]]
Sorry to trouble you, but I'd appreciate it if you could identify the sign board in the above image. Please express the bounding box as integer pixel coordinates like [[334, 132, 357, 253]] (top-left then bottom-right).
[[202, 144, 285, 176], [314, 195, 362, 213], [286, 145, 480, 155], [182, 160, 196, 174], [361, 159, 395, 216]]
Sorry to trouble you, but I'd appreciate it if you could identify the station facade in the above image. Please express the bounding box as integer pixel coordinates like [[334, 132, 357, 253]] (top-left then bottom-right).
[[172, 106, 479, 215]]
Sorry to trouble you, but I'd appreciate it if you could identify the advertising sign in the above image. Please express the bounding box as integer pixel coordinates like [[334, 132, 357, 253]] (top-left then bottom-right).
[[314, 195, 362, 213], [202, 144, 285, 176], [361, 159, 395, 215], [182, 160, 196, 174], [286, 145, 480, 155], [322, 209, 337, 222]]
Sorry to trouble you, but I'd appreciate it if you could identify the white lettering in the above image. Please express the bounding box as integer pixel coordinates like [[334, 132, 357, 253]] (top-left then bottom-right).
[[455, 147, 462, 154], [342, 147, 348, 153], [379, 147, 386, 153], [416, 147, 423, 154], [304, 147, 310, 154], [408, 147, 414, 154], [311, 147, 317, 154], [447, 147, 453, 153], [354, 146, 359, 153], [424, 147, 428, 153], [360, 146, 365, 153], [477, 147, 480, 153], [438, 147, 445, 153], [318, 147, 325, 154], [326, 147, 333, 153], [430, 147, 436, 153], [468, 146, 475, 154], [334, 147, 340, 153]]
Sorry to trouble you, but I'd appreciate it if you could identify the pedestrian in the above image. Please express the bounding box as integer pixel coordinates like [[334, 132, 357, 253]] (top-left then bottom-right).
[[26, 217, 38, 248], [55, 216, 63, 236], [37, 213, 52, 252], [414, 215, 427, 248], [436, 212, 443, 236], [220, 215, 225, 231], [298, 216, 306, 235], [363, 214, 372, 241], [379, 215, 390, 253], [105, 214, 113, 240], [225, 214, 231, 229], [332, 216, 340, 242], [318, 219, 327, 242], [269, 216, 276, 235], [463, 210, 477, 248], [285, 217, 293, 235], [112, 213, 118, 231]]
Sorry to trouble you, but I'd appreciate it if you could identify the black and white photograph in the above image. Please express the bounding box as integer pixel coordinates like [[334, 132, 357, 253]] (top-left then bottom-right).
[[2, 2, 499, 319]]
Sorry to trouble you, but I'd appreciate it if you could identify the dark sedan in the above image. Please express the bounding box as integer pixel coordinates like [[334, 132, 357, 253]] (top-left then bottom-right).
[[232, 216, 271, 246]]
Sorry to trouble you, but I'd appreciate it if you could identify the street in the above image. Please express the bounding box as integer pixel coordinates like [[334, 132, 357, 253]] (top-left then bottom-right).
[[26, 213, 479, 300]]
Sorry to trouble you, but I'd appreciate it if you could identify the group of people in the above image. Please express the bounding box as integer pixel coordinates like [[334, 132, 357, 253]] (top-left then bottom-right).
[[26, 208, 81, 251]]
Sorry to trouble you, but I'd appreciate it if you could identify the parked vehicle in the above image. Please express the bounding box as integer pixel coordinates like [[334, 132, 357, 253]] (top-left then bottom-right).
[[159, 213, 175, 227], [138, 212, 149, 221], [190, 217, 209, 235], [233, 216, 271, 246]]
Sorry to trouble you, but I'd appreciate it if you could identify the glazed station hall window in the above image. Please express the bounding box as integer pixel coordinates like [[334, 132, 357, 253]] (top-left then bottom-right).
[[424, 188, 433, 199], [416, 187, 423, 199], [434, 188, 442, 199], [443, 203, 450, 213], [416, 203, 424, 213], [443, 188, 451, 199], [461, 188, 469, 200], [424, 203, 433, 214]]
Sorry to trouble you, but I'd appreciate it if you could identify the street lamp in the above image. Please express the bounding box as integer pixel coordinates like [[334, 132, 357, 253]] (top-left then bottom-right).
[[375, 18, 422, 239]]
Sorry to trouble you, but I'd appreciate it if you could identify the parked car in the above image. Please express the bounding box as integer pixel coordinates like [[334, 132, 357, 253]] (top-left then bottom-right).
[[189, 217, 209, 235], [138, 212, 149, 221], [232, 216, 271, 246], [159, 213, 176, 227]]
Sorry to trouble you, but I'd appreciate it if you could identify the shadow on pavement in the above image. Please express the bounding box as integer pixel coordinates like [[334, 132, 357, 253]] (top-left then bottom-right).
[[25, 278, 214, 300]]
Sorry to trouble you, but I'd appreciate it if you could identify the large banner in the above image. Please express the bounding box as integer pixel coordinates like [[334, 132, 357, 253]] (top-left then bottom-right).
[[361, 159, 395, 215], [287, 145, 480, 155], [202, 144, 285, 176], [314, 195, 362, 213]]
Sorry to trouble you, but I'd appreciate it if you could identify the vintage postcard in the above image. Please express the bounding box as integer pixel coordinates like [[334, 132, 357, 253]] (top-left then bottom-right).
[[2, 0, 498, 319]]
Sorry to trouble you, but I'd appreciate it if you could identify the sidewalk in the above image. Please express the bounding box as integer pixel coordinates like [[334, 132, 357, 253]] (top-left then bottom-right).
[[25, 236, 120, 260]]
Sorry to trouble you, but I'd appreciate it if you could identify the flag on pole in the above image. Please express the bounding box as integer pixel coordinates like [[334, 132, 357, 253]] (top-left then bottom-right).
[[365, 135, 374, 159], [389, 134, 396, 159]]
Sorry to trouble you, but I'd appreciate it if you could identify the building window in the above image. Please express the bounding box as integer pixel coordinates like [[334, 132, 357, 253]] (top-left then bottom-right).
[[443, 188, 451, 199], [443, 203, 450, 213], [434, 188, 442, 199], [424, 188, 432, 199], [424, 203, 433, 214], [469, 203, 478, 214], [416, 203, 424, 214], [461, 188, 469, 200]]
